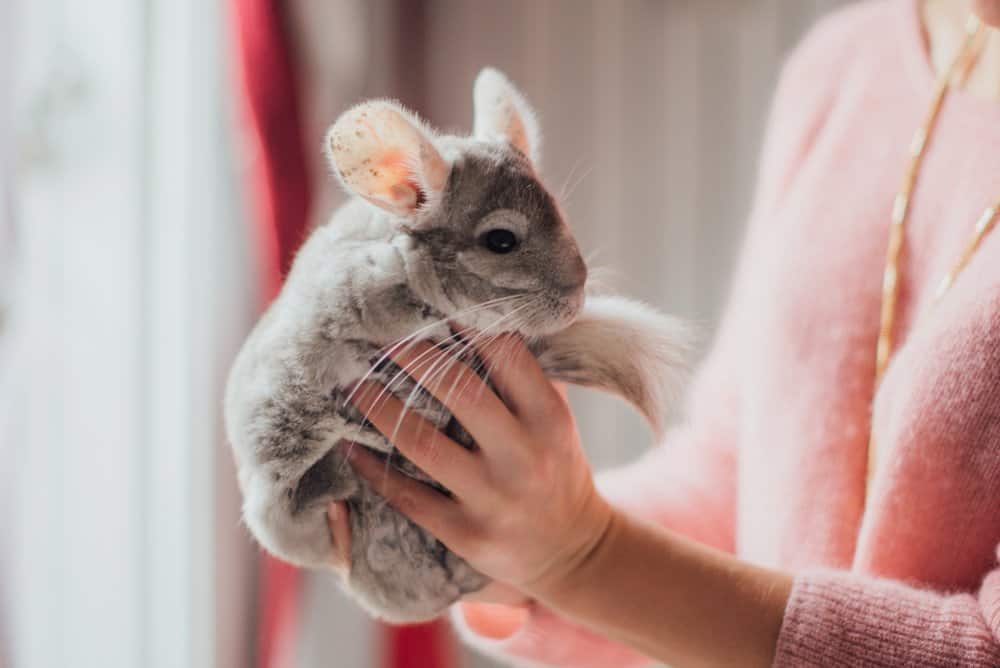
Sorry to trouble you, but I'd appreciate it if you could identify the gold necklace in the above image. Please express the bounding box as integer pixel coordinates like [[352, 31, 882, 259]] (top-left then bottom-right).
[[867, 14, 1000, 495]]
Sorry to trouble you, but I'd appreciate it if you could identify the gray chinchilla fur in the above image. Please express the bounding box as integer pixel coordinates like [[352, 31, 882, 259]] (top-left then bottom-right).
[[224, 68, 690, 623]]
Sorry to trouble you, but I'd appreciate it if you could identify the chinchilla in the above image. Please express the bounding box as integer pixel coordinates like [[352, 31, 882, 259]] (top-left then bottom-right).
[[224, 67, 690, 622]]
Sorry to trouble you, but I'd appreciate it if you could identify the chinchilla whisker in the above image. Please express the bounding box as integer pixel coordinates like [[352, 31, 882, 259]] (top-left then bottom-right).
[[343, 335, 442, 410], [457, 340, 499, 408], [364, 315, 489, 430], [362, 294, 539, 455], [424, 300, 528, 395], [584, 264, 619, 294], [353, 359, 437, 435], [560, 163, 595, 208], [362, 295, 520, 376], [468, 320, 527, 404], [584, 247, 603, 265], [453, 301, 538, 407], [375, 328, 468, 400], [408, 296, 531, 400], [345, 306, 534, 478], [406, 334, 475, 412], [340, 295, 524, 408], [420, 330, 506, 442], [380, 319, 484, 396], [434, 300, 537, 411], [406, 311, 511, 414], [418, 333, 499, 459], [341, 295, 524, 409], [439, 331, 499, 408], [378, 294, 523, 378], [362, 348, 446, 424], [558, 156, 584, 203], [474, 322, 524, 394]]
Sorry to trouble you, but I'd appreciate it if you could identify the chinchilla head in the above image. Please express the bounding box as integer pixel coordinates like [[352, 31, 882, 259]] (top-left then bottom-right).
[[324, 67, 587, 337]]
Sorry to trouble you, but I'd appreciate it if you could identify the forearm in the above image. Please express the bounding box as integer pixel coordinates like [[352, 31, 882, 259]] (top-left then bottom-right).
[[531, 504, 793, 668]]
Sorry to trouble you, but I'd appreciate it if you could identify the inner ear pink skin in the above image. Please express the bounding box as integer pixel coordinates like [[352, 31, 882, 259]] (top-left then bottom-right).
[[352, 147, 431, 214], [327, 101, 448, 217], [373, 150, 421, 211]]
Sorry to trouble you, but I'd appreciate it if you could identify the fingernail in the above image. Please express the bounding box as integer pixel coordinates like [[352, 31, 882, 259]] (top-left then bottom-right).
[[458, 602, 529, 640], [328, 501, 340, 521]]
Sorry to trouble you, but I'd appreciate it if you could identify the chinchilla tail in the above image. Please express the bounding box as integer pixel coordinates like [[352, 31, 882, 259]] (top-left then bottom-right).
[[533, 295, 694, 437]]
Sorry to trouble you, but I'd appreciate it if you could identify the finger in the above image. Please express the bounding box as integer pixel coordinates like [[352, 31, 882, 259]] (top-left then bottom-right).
[[388, 341, 522, 449], [326, 501, 352, 573], [348, 446, 462, 545], [350, 382, 480, 496], [473, 333, 564, 422], [457, 602, 530, 640], [463, 581, 531, 606]]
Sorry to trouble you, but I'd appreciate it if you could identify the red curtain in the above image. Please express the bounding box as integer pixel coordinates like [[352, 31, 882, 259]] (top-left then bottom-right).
[[229, 0, 311, 666], [228, 2, 455, 667]]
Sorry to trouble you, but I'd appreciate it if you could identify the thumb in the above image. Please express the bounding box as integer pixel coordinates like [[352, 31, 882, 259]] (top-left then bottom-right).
[[457, 601, 530, 640]]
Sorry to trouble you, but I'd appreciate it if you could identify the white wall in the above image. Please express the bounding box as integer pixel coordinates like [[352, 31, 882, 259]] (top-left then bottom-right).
[[1, 0, 256, 666]]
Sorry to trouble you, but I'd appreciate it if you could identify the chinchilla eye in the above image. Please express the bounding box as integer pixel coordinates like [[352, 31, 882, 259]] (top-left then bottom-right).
[[482, 228, 519, 254]]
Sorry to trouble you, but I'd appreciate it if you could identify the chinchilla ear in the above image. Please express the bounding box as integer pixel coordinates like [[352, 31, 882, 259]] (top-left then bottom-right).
[[473, 68, 541, 167], [325, 100, 449, 217]]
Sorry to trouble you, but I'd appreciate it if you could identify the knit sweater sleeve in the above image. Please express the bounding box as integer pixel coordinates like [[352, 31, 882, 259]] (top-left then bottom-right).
[[775, 563, 1000, 667], [452, 13, 850, 667]]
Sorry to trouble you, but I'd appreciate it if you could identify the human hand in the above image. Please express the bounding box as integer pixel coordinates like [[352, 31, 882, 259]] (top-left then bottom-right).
[[458, 580, 533, 640], [327, 498, 532, 638], [345, 333, 613, 600], [326, 500, 352, 574]]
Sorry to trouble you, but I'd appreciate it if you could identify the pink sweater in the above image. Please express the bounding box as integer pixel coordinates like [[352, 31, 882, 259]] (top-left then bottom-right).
[[455, 1, 1000, 666]]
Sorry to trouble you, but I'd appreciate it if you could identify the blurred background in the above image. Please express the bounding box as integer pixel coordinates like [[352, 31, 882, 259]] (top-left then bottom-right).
[[0, 1, 851, 667]]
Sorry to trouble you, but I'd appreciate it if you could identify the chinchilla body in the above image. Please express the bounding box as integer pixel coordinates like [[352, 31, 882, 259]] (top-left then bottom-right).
[[225, 68, 689, 622]]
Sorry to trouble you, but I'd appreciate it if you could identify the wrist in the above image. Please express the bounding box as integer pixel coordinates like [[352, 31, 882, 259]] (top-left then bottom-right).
[[524, 491, 620, 602]]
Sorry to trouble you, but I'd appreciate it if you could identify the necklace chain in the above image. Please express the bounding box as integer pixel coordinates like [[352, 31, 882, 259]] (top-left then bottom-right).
[[867, 14, 1000, 494]]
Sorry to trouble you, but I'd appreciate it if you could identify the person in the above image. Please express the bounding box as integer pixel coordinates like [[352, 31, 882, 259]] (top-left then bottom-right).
[[327, 1, 1000, 665]]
